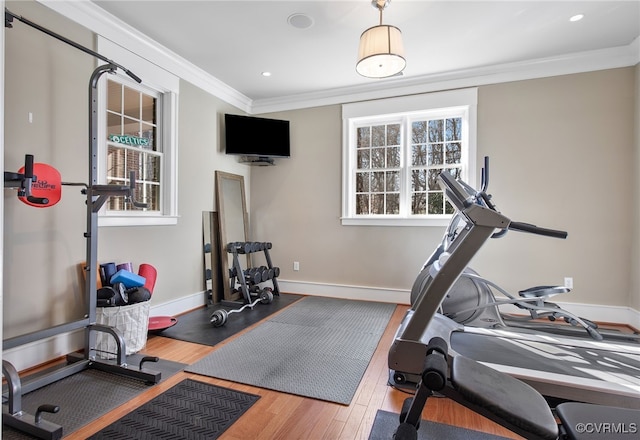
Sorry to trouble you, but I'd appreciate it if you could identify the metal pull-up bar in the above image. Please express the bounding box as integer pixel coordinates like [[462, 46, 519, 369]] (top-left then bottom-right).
[[5, 8, 141, 83]]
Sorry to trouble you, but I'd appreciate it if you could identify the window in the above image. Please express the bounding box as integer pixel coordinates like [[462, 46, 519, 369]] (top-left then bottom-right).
[[342, 88, 477, 226], [97, 37, 179, 226], [106, 80, 161, 212]]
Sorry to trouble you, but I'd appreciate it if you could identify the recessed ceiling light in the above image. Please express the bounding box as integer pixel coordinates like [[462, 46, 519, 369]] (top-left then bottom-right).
[[288, 13, 314, 29], [569, 14, 584, 22], [261, 72, 272, 77]]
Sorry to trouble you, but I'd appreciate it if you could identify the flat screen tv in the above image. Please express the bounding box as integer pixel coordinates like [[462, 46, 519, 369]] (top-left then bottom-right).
[[224, 114, 290, 159]]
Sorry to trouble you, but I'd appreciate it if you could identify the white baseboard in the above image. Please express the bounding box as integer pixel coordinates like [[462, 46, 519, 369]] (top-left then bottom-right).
[[277, 279, 409, 304], [278, 279, 640, 329], [4, 283, 638, 372]]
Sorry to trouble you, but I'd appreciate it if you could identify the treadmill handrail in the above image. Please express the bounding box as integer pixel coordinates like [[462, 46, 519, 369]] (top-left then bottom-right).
[[509, 221, 568, 239]]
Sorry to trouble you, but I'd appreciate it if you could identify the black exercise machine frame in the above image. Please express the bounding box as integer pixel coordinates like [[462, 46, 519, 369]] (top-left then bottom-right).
[[3, 10, 159, 440], [390, 169, 640, 439]]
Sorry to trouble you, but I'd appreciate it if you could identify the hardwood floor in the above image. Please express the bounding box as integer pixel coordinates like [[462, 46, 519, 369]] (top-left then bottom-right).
[[61, 303, 522, 439]]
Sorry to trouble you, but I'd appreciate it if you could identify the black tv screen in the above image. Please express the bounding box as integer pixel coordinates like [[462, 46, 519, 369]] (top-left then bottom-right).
[[225, 114, 290, 158]]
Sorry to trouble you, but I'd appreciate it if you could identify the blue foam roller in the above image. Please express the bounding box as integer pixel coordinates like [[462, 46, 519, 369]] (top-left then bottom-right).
[[110, 269, 146, 288]]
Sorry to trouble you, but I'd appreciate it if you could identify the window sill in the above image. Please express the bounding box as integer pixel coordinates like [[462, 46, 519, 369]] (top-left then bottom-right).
[[341, 217, 451, 227], [98, 215, 179, 227]]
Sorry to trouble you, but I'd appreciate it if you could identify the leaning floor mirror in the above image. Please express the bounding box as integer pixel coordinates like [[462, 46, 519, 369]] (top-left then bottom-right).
[[215, 171, 249, 302]]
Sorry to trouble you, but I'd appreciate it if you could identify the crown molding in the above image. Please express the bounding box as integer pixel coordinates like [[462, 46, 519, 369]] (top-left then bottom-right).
[[38, 0, 252, 113], [251, 39, 640, 114], [39, 1, 638, 116]]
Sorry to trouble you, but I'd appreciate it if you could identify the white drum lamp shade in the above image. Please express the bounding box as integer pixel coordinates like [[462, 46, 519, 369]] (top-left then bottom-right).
[[356, 24, 405, 78]]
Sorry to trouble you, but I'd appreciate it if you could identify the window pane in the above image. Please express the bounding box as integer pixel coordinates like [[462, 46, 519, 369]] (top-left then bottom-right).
[[411, 169, 426, 192], [428, 169, 441, 190], [412, 145, 426, 166], [446, 142, 461, 164], [107, 146, 126, 179], [107, 112, 121, 137], [412, 121, 426, 144], [387, 124, 401, 145], [357, 127, 370, 148], [386, 193, 400, 214], [371, 148, 386, 169], [123, 86, 140, 120], [371, 194, 385, 214], [141, 123, 157, 152], [372, 125, 385, 147], [445, 201, 454, 214], [357, 149, 370, 169], [428, 192, 444, 214], [428, 119, 443, 142], [428, 144, 444, 165], [387, 146, 400, 168], [412, 193, 426, 215], [123, 116, 139, 138], [386, 171, 399, 191], [356, 172, 369, 192], [140, 153, 161, 182], [107, 81, 122, 113], [447, 167, 462, 180], [371, 171, 384, 192], [356, 194, 369, 214], [141, 94, 155, 124], [446, 118, 461, 141]]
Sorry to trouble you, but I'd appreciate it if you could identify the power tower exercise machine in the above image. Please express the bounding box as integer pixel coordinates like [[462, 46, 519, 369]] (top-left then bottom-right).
[[2, 10, 160, 439]]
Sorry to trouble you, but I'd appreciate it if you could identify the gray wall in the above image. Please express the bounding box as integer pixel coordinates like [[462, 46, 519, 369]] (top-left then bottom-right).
[[253, 68, 637, 308], [3, 1, 249, 339]]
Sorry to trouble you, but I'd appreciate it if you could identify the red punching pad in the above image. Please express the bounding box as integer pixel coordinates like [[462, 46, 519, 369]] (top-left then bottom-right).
[[17, 163, 62, 208]]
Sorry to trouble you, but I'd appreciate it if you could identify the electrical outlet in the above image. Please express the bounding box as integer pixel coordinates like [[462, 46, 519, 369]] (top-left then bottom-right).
[[564, 277, 573, 289], [293, 261, 300, 271]]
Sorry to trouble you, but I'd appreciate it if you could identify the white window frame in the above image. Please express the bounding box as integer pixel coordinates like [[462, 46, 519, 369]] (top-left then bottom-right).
[[97, 37, 179, 227], [341, 88, 477, 226]]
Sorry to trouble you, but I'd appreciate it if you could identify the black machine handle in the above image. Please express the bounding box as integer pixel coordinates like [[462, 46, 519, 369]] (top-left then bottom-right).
[[22, 155, 49, 205], [509, 221, 568, 239]]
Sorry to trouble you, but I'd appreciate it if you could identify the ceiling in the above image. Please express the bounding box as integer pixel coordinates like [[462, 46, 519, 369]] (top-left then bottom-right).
[[89, 1, 639, 112]]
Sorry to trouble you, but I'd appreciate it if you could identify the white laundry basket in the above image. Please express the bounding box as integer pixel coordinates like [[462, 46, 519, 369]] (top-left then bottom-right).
[[95, 301, 150, 359]]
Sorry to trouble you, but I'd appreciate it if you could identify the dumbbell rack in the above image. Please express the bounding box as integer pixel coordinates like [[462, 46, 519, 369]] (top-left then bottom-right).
[[210, 242, 280, 327]]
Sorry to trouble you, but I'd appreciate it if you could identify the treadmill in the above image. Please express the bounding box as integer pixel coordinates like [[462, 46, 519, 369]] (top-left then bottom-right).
[[389, 170, 640, 409]]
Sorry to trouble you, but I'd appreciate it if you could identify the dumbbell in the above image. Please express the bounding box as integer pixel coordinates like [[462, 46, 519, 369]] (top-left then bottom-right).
[[244, 268, 262, 284], [210, 309, 228, 327], [272, 267, 280, 278]]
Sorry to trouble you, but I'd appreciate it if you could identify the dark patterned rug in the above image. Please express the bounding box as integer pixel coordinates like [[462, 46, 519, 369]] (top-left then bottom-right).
[[89, 379, 260, 440], [3, 354, 185, 439]]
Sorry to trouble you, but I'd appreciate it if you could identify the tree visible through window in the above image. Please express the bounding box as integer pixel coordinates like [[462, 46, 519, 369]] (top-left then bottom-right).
[[342, 88, 477, 226], [356, 123, 401, 215], [410, 117, 462, 215]]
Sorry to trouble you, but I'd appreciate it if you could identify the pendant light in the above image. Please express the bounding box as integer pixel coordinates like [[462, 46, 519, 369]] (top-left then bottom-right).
[[356, 0, 406, 78]]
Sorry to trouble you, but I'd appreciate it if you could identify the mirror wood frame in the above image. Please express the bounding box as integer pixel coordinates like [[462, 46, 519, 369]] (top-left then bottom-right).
[[215, 171, 249, 301]]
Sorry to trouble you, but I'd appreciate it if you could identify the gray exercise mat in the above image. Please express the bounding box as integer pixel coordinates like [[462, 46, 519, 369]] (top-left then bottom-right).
[[3, 354, 186, 439], [186, 296, 396, 404]]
